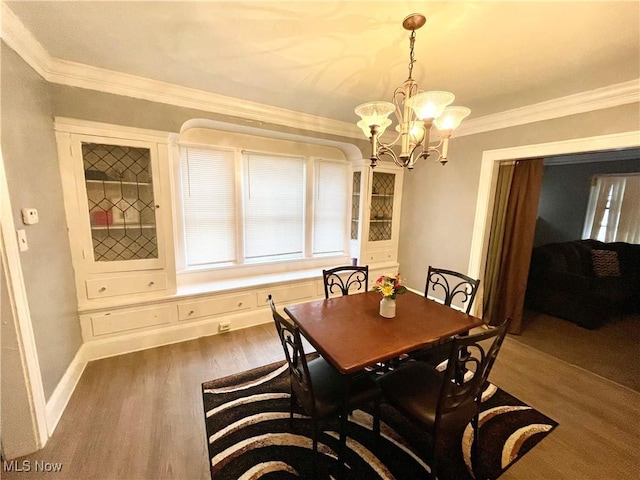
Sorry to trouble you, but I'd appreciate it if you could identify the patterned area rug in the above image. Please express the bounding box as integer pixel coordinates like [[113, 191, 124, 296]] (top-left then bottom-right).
[[202, 359, 557, 479]]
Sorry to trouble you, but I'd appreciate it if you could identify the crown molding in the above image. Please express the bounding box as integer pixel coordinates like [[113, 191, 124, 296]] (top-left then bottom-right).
[[1, 1, 55, 78], [3, 3, 639, 142], [456, 80, 640, 138], [45, 57, 362, 139], [1, 2, 360, 139]]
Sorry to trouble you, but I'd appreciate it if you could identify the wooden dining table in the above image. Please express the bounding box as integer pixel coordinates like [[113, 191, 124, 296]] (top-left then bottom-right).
[[284, 290, 484, 375]]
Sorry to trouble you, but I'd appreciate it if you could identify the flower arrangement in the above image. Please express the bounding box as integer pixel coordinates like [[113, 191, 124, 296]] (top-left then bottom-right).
[[372, 274, 407, 299]]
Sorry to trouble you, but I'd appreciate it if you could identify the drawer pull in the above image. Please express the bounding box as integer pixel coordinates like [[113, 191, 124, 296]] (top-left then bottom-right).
[[238, 302, 243, 307], [99, 287, 107, 292], [188, 310, 195, 316], [148, 281, 155, 287]]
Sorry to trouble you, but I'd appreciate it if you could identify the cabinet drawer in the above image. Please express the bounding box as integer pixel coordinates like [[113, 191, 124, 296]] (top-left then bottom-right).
[[256, 282, 316, 306], [363, 250, 395, 263], [86, 272, 167, 299], [91, 304, 175, 336], [178, 293, 253, 321]]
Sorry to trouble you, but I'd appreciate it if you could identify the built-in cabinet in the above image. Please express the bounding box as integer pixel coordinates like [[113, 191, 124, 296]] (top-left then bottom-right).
[[55, 118, 177, 309], [54, 119, 403, 347], [350, 160, 404, 266]]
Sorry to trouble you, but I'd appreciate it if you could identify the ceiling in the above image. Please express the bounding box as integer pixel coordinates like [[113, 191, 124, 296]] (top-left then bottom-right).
[[4, 1, 640, 126]]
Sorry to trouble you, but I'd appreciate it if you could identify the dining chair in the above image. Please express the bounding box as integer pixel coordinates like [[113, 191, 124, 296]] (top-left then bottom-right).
[[322, 265, 369, 299], [322, 265, 394, 373], [377, 318, 511, 480], [424, 266, 480, 314], [268, 295, 381, 473], [408, 266, 482, 364]]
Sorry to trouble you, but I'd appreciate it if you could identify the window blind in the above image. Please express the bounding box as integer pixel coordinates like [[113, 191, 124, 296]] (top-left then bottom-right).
[[313, 161, 348, 254], [243, 152, 305, 261], [180, 146, 236, 266]]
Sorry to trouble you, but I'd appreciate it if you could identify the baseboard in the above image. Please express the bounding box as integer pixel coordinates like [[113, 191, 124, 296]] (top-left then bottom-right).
[[81, 308, 273, 362], [44, 347, 87, 436]]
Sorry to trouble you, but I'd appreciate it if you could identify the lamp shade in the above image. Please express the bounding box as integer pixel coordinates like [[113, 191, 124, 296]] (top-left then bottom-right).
[[354, 101, 395, 127], [358, 119, 392, 137], [434, 106, 471, 132], [406, 91, 455, 120]]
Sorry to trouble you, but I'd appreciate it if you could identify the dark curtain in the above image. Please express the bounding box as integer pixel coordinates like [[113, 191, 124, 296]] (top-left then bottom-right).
[[483, 162, 515, 326], [483, 158, 544, 333]]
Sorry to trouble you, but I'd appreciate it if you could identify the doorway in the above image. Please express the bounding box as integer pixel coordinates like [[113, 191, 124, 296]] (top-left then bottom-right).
[[468, 130, 640, 318]]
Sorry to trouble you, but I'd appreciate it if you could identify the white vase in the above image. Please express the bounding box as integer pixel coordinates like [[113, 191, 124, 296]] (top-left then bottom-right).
[[379, 297, 396, 318]]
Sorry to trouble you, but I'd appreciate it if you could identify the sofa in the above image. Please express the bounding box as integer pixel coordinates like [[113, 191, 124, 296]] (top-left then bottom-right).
[[525, 239, 640, 329]]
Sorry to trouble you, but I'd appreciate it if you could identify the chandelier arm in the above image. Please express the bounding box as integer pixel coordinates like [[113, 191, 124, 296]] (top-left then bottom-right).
[[368, 125, 407, 168], [423, 140, 450, 166], [377, 144, 406, 168], [407, 142, 430, 169], [395, 79, 419, 159]]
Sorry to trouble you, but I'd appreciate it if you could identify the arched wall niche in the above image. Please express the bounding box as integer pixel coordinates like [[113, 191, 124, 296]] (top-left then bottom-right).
[[176, 118, 363, 162]]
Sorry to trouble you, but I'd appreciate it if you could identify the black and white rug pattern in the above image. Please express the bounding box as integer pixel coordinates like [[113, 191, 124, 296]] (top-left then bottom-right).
[[202, 359, 557, 479]]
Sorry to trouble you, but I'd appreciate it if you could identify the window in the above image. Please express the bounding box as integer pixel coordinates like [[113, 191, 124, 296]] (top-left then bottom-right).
[[243, 152, 305, 262], [313, 161, 349, 255], [582, 174, 640, 243], [178, 144, 349, 271], [180, 146, 236, 267]]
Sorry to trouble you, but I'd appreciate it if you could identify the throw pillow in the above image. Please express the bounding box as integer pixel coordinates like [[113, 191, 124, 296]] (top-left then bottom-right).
[[591, 249, 621, 277]]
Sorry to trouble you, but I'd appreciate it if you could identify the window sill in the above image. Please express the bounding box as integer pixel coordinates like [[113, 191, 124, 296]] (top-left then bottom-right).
[[176, 254, 351, 293], [176, 266, 331, 297], [176, 257, 400, 297]]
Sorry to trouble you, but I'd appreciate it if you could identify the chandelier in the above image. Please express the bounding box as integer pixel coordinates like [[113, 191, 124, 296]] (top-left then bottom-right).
[[354, 13, 470, 169]]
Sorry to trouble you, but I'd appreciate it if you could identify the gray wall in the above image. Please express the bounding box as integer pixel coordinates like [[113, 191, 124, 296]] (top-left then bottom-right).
[[397, 102, 640, 292], [534, 156, 640, 246], [1, 43, 82, 400], [1, 41, 368, 400]]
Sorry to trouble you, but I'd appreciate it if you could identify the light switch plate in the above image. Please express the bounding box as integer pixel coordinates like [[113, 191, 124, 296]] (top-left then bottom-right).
[[17, 229, 28, 251]]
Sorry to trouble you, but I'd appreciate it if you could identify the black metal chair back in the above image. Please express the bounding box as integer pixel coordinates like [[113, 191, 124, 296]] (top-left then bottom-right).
[[322, 265, 369, 299], [425, 266, 480, 314], [378, 318, 510, 480], [268, 295, 316, 415], [436, 318, 510, 431]]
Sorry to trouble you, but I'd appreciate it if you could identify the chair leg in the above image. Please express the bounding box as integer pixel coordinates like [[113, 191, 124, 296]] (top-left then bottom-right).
[[471, 412, 480, 477], [339, 411, 348, 465], [311, 418, 319, 478], [373, 398, 381, 445], [289, 390, 296, 428], [429, 432, 438, 480]]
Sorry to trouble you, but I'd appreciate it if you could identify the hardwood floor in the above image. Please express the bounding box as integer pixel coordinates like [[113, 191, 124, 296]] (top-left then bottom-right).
[[516, 309, 640, 391], [4, 322, 639, 479]]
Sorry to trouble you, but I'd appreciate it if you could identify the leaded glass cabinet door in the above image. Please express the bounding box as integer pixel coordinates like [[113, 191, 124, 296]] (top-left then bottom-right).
[[369, 171, 395, 242], [70, 135, 165, 272], [351, 171, 362, 240], [83, 142, 158, 262], [349, 160, 402, 266]]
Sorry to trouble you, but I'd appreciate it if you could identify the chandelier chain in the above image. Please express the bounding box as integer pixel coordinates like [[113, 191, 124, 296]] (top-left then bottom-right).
[[408, 30, 416, 80]]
